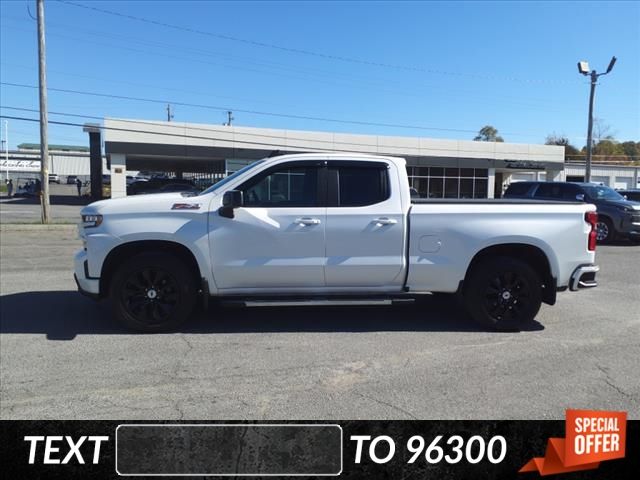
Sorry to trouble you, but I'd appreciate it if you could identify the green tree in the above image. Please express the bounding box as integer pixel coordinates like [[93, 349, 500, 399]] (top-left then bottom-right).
[[474, 125, 504, 142], [621, 141, 640, 159], [593, 139, 624, 156]]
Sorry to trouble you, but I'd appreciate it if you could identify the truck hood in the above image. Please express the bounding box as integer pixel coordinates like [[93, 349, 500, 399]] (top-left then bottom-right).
[[81, 192, 206, 216]]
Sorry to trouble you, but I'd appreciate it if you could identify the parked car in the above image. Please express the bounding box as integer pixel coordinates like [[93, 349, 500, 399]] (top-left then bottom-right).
[[66, 175, 78, 185], [81, 181, 111, 199], [127, 178, 196, 196], [618, 189, 640, 202], [504, 181, 640, 243], [125, 175, 143, 185], [14, 177, 39, 197], [76, 154, 600, 333], [157, 183, 201, 195], [48, 174, 61, 184]]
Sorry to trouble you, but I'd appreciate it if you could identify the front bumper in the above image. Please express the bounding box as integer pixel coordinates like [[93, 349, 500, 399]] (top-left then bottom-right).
[[74, 249, 100, 298], [569, 264, 599, 291], [618, 213, 640, 237]]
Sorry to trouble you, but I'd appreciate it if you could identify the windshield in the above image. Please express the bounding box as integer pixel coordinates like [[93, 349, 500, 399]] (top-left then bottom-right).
[[199, 160, 266, 195], [582, 185, 626, 202]]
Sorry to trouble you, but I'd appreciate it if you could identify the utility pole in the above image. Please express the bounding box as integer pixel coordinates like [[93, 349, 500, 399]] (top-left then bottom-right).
[[224, 111, 234, 126], [578, 56, 616, 183], [37, 0, 50, 223], [166, 104, 174, 122]]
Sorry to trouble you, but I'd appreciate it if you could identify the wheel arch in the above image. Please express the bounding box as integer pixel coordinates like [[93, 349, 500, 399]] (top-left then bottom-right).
[[597, 213, 613, 224], [100, 240, 203, 297], [462, 243, 557, 305]]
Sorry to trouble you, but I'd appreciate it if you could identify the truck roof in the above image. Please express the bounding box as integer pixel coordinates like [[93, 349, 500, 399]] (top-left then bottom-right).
[[260, 152, 406, 166]]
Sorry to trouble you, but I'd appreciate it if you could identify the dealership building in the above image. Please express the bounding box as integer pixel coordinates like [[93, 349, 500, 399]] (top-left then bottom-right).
[[98, 118, 568, 199], [3, 118, 638, 198]]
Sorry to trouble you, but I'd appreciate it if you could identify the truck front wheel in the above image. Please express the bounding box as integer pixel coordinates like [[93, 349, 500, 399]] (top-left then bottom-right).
[[110, 252, 197, 332], [464, 256, 542, 331], [596, 217, 614, 243]]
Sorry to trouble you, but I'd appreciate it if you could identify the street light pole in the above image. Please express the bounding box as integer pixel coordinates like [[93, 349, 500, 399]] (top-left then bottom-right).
[[578, 56, 616, 183], [584, 71, 597, 183], [4, 120, 8, 182]]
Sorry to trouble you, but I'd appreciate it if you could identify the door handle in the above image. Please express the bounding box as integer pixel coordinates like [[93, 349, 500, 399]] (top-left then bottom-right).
[[374, 217, 397, 225], [295, 217, 321, 226]]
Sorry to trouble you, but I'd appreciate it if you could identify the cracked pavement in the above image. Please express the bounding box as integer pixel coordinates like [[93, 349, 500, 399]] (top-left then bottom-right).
[[1, 227, 639, 419]]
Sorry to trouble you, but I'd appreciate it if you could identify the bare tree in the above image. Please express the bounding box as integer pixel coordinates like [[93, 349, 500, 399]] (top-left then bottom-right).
[[545, 133, 579, 156], [592, 118, 616, 144]]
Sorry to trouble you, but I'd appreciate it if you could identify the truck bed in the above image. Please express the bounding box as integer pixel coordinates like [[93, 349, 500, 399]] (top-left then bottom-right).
[[406, 200, 594, 293]]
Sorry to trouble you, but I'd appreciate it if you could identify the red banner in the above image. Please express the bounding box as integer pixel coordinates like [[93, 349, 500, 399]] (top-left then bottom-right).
[[520, 409, 626, 476]]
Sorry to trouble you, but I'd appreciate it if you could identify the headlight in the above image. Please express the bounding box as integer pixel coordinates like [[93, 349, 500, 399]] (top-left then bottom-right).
[[81, 214, 103, 228]]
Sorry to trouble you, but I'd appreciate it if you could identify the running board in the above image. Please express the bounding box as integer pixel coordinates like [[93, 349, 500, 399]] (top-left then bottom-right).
[[222, 298, 415, 308]]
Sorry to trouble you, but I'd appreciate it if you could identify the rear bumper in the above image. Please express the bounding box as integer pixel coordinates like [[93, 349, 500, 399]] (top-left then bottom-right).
[[569, 264, 599, 291], [74, 249, 100, 298]]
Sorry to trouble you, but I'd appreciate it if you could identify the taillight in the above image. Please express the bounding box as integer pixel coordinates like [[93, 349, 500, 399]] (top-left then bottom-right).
[[585, 211, 598, 251]]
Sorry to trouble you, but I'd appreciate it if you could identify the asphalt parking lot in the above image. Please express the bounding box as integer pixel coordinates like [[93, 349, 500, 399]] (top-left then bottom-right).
[[0, 184, 87, 224], [1, 226, 638, 420]]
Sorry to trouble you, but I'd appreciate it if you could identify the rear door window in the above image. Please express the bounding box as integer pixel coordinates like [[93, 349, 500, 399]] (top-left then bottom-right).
[[504, 182, 532, 197], [560, 184, 582, 200], [533, 183, 563, 199], [328, 163, 390, 207]]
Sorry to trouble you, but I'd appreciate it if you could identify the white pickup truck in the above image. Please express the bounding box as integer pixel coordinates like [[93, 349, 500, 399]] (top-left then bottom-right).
[[75, 153, 599, 332]]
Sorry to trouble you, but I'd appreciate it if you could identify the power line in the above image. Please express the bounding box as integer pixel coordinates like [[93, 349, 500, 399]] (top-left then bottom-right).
[[0, 114, 340, 154], [3, 12, 576, 106], [55, 0, 579, 86], [1, 109, 577, 156], [6, 105, 573, 153], [1, 60, 297, 109], [0, 107, 471, 152], [2, 105, 437, 151], [1, 82, 512, 136], [0, 22, 572, 112]]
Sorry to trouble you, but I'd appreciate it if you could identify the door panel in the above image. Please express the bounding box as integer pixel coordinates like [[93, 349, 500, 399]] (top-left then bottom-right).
[[211, 207, 326, 289], [324, 163, 405, 287], [324, 208, 405, 286], [209, 163, 326, 290]]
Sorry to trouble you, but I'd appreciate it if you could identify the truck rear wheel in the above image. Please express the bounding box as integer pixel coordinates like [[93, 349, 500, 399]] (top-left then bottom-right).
[[110, 252, 197, 332], [464, 256, 542, 331]]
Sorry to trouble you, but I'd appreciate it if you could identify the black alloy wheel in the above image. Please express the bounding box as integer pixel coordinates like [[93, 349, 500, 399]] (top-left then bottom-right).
[[483, 270, 531, 324], [111, 252, 197, 332], [121, 267, 180, 326], [464, 256, 542, 331]]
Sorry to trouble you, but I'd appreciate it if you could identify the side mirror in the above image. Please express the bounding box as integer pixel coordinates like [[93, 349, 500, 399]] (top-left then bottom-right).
[[576, 193, 585, 201], [219, 190, 243, 218]]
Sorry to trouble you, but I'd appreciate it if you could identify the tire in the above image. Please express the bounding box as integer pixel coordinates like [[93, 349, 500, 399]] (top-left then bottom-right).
[[110, 252, 197, 332], [596, 217, 614, 243], [463, 256, 542, 331]]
